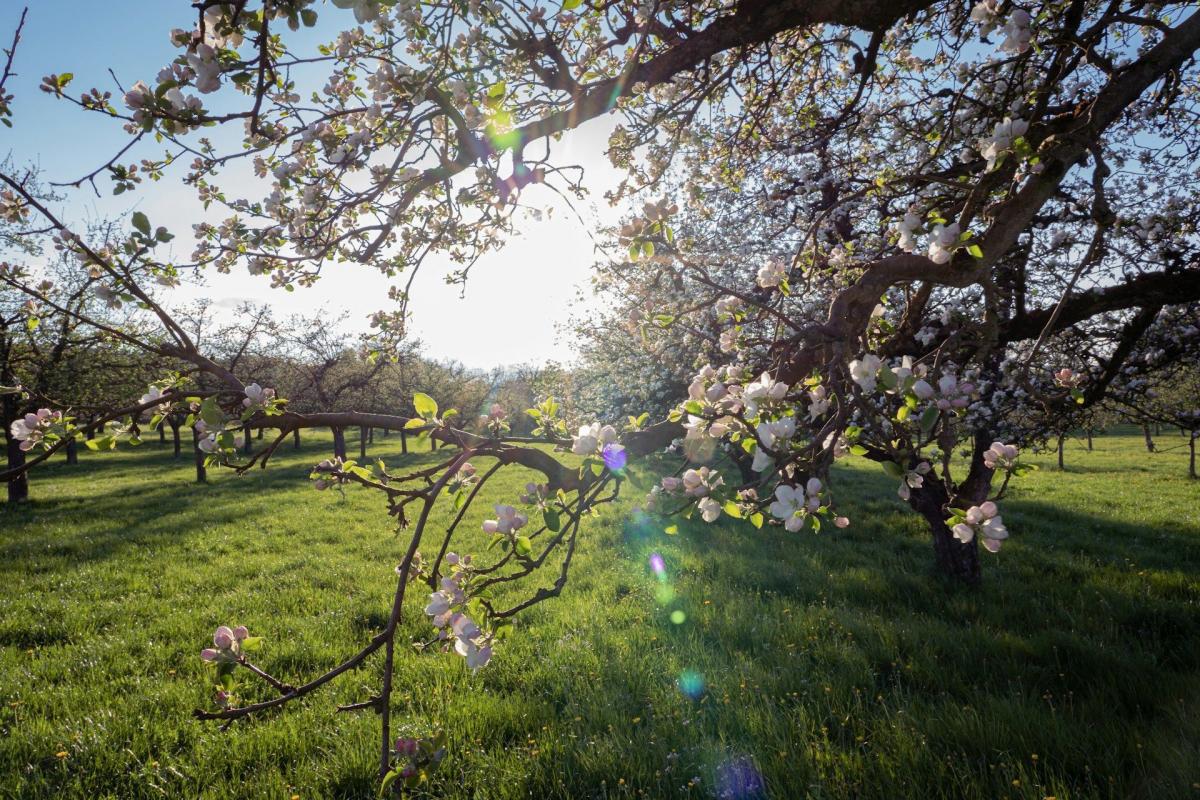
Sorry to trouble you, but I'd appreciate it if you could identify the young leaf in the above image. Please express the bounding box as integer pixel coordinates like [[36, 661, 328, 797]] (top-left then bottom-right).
[[131, 211, 151, 236], [413, 392, 438, 419]]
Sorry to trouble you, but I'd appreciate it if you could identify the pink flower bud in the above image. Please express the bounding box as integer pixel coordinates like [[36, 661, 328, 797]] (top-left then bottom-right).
[[232, 625, 249, 641], [834, 516, 850, 528], [213, 626, 234, 649], [200, 648, 219, 661]]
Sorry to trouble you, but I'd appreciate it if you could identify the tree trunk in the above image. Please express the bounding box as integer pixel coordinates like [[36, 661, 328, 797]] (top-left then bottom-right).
[[5, 433, 28, 503], [242, 422, 253, 455], [170, 420, 182, 459], [1057, 432, 1065, 470], [1190, 433, 1197, 480], [193, 428, 207, 484], [911, 483, 980, 585], [293, 428, 301, 449], [369, 426, 375, 444], [1142, 425, 1155, 453], [332, 427, 347, 460], [1086, 430, 1093, 451], [159, 425, 166, 444], [359, 425, 367, 460], [401, 430, 408, 454], [257, 427, 264, 440], [65, 437, 78, 465]]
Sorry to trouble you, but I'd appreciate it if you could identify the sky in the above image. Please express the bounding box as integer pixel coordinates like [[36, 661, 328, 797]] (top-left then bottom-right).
[[1, 1, 625, 369]]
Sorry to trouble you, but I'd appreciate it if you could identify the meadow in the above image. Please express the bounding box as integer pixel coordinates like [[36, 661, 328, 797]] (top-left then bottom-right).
[[1, 427, 1198, 799]]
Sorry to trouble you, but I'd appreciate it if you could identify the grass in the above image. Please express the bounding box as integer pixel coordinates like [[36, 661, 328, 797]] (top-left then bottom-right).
[[1, 426, 1199, 799]]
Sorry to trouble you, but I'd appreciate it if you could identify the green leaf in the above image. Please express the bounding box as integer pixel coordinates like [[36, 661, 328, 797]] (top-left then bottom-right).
[[514, 536, 533, 557], [919, 406, 940, 434], [849, 444, 868, 456], [413, 392, 438, 419], [131, 211, 151, 236], [488, 532, 506, 550], [240, 636, 263, 652], [199, 397, 223, 426], [403, 418, 426, 430], [664, 524, 679, 536], [895, 404, 910, 422], [723, 500, 742, 519], [543, 509, 561, 532], [749, 512, 764, 529], [966, 243, 984, 259], [380, 768, 402, 798], [881, 461, 904, 478], [562, 0, 582, 8]]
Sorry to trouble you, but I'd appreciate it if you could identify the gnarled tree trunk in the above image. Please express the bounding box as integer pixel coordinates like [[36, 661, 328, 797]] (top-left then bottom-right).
[[193, 428, 207, 484], [332, 426, 347, 460], [5, 431, 28, 503], [909, 480, 981, 585]]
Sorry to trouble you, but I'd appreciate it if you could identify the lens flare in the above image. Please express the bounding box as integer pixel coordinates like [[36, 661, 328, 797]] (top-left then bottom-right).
[[716, 756, 766, 799], [677, 670, 705, 699], [602, 443, 627, 471], [655, 585, 676, 604], [670, 609, 687, 624], [649, 552, 665, 577]]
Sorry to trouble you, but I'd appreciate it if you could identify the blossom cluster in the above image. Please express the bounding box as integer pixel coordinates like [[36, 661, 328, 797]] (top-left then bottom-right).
[[655, 466, 725, 521], [200, 624, 250, 664], [950, 501, 1009, 552], [982, 441, 1019, 470], [241, 382, 276, 412], [769, 478, 834, 532], [424, 553, 493, 671], [482, 504, 528, 536], [976, 118, 1029, 171], [9, 408, 65, 452], [571, 422, 626, 470], [312, 456, 347, 490]]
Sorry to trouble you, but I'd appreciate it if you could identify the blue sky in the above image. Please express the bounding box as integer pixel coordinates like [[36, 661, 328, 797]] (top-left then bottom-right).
[[1, 1, 621, 368]]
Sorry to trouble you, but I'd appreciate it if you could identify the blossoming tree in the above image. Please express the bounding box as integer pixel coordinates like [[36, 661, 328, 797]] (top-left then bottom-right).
[[3, 0, 1200, 790]]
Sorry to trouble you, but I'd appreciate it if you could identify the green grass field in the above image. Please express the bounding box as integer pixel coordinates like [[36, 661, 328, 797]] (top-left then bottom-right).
[[1, 427, 1198, 799]]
